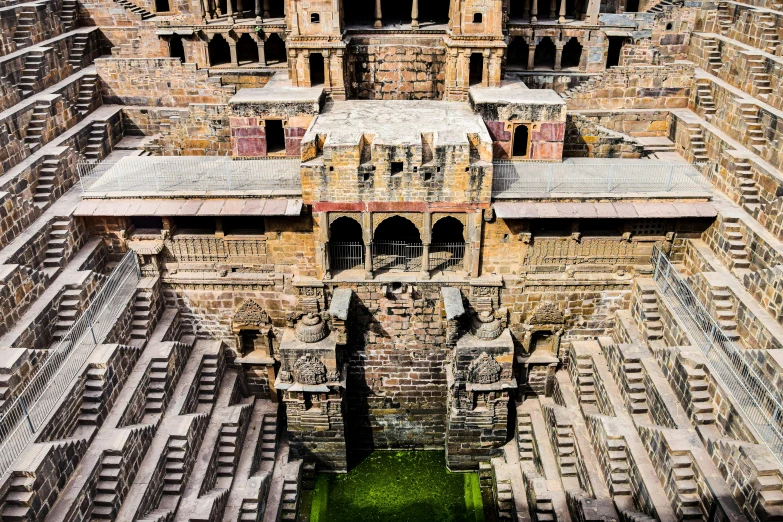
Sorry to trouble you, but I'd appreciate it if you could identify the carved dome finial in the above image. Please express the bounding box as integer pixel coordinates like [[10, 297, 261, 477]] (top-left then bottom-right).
[[470, 310, 503, 340], [295, 312, 329, 343]]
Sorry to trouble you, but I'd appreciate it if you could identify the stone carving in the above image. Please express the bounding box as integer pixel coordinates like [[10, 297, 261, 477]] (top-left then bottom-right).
[[278, 370, 293, 384], [529, 301, 564, 325], [233, 300, 270, 327], [293, 354, 328, 385], [295, 313, 329, 343], [466, 352, 503, 384], [470, 310, 503, 340]]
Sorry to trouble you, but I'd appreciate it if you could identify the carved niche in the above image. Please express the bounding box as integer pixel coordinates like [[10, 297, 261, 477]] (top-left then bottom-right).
[[467, 352, 503, 384], [233, 299, 271, 329], [232, 299, 273, 357], [293, 353, 328, 385], [529, 301, 564, 325]]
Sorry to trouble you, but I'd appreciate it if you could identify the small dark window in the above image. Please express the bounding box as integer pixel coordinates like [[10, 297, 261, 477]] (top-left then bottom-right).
[[424, 171, 432, 181], [131, 216, 163, 230], [391, 162, 403, 175], [363, 172, 371, 182], [512, 125, 529, 158], [469, 53, 483, 85], [174, 216, 215, 234], [311, 13, 320, 23], [265, 120, 286, 154], [473, 12, 482, 23], [665, 22, 673, 30], [223, 217, 265, 235]]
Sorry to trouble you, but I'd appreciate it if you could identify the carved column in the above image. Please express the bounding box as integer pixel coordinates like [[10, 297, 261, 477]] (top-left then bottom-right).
[[226, 0, 234, 23], [324, 51, 332, 89], [523, 0, 530, 19], [549, 0, 556, 18], [228, 33, 238, 65], [527, 43, 536, 70], [531, 0, 538, 23], [363, 213, 374, 279], [411, 0, 419, 28], [482, 50, 490, 86], [255, 0, 261, 21], [420, 213, 431, 279], [559, 0, 567, 22], [375, 0, 382, 27], [237, 0, 243, 17], [554, 41, 563, 71], [303, 50, 311, 86], [263, 0, 269, 16]]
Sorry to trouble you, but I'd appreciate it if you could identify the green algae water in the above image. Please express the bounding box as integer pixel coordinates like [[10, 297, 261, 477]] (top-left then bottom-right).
[[306, 451, 485, 522]]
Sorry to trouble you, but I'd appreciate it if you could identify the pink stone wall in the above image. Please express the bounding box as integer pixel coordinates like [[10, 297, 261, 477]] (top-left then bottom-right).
[[486, 120, 565, 161], [229, 117, 308, 158]]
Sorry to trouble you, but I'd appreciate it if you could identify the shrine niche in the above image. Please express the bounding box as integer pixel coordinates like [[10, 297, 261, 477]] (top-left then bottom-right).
[[520, 301, 565, 396], [232, 299, 273, 357]]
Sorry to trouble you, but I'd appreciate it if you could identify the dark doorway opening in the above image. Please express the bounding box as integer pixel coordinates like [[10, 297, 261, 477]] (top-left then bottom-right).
[[208, 34, 231, 66], [469, 53, 483, 86], [534, 37, 556, 69], [509, 0, 526, 17], [237, 33, 259, 64], [169, 34, 185, 61], [374, 216, 421, 243], [507, 37, 529, 68], [537, 0, 553, 18], [264, 33, 287, 65], [156, 0, 170, 11], [512, 125, 529, 158], [625, 0, 639, 11], [419, 0, 450, 25], [607, 36, 625, 67], [264, 0, 284, 17], [561, 37, 582, 69], [380, 0, 414, 25], [310, 52, 325, 85], [265, 120, 286, 154], [330, 217, 364, 272], [343, 0, 375, 24], [430, 217, 465, 271]]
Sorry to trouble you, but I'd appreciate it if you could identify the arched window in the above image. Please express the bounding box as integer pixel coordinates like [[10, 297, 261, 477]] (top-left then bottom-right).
[[373, 216, 422, 271], [533, 37, 556, 70], [512, 125, 530, 158], [310, 13, 320, 23], [237, 33, 259, 65], [169, 34, 185, 62], [431, 217, 465, 271], [473, 12, 483, 23], [330, 217, 364, 272], [507, 37, 529, 68], [561, 37, 582, 69], [208, 34, 231, 66]]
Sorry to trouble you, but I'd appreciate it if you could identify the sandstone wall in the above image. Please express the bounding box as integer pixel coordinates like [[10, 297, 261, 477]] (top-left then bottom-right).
[[564, 113, 644, 158]]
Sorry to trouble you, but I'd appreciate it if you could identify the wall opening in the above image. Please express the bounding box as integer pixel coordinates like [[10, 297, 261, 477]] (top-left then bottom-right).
[[419, 0, 450, 24], [208, 34, 232, 66], [507, 37, 529, 68], [537, 0, 552, 18], [472, 12, 482, 23], [169, 34, 185, 61], [390, 161, 404, 175], [131, 216, 163, 231], [311, 13, 320, 23], [265, 0, 284, 17], [265, 120, 286, 154], [512, 124, 530, 158], [606, 36, 625, 67], [174, 216, 215, 234], [237, 33, 259, 64], [509, 0, 525, 17], [310, 52, 325, 86], [264, 33, 287, 65], [561, 37, 582, 69], [223, 216, 265, 235], [374, 216, 421, 243], [380, 0, 414, 24], [156, 0, 170, 12], [469, 53, 483, 86], [625, 0, 639, 12], [343, 0, 374, 23], [330, 217, 364, 271], [533, 37, 556, 69]]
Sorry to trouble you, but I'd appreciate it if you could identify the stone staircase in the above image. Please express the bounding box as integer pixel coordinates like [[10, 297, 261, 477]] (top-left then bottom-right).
[[686, 124, 709, 163], [197, 355, 219, 405], [747, 56, 773, 98], [758, 13, 780, 55], [52, 287, 85, 341], [79, 366, 107, 426], [145, 359, 169, 418], [12, 9, 35, 49], [721, 218, 751, 273], [701, 38, 722, 74], [34, 159, 63, 207], [551, 419, 578, 478], [620, 360, 649, 416], [217, 424, 241, 479], [669, 455, 705, 520], [260, 410, 278, 462], [605, 437, 632, 498], [280, 468, 301, 521], [44, 220, 72, 271], [739, 102, 766, 155], [60, 0, 78, 32], [116, 0, 155, 19], [131, 291, 153, 341], [710, 287, 740, 337], [1, 475, 35, 520], [646, 0, 679, 14], [517, 410, 535, 463], [18, 51, 45, 98], [491, 458, 514, 521], [694, 79, 716, 118], [24, 101, 50, 153], [69, 34, 90, 71], [572, 353, 597, 405], [732, 161, 760, 210], [620, 509, 658, 522], [76, 73, 99, 117], [162, 436, 188, 498], [684, 364, 716, 424], [638, 286, 663, 341], [84, 122, 108, 160], [92, 453, 123, 519], [715, 2, 732, 36]]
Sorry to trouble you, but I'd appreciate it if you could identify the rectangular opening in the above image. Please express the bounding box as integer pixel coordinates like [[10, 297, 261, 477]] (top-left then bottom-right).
[[265, 119, 286, 154], [423, 171, 432, 181], [363, 172, 371, 182], [223, 216, 265, 235], [131, 216, 163, 231], [390, 162, 404, 175], [174, 216, 215, 235]]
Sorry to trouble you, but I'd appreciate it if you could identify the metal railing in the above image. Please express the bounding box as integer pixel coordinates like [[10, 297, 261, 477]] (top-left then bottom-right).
[[78, 157, 302, 193], [651, 247, 783, 463], [429, 242, 465, 271], [0, 252, 141, 474], [373, 241, 423, 271], [330, 242, 364, 271], [492, 161, 709, 195], [328, 241, 466, 272]]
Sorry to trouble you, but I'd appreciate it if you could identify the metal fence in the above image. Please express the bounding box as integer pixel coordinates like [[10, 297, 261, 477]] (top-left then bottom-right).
[[651, 247, 783, 463], [330, 242, 365, 271], [373, 241, 423, 271], [429, 243, 465, 271], [0, 252, 140, 474], [493, 161, 709, 195], [326, 241, 466, 272], [78, 157, 302, 193]]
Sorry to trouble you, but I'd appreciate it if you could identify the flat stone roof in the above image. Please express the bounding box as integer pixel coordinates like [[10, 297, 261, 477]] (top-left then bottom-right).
[[469, 82, 565, 106], [305, 100, 492, 146], [229, 74, 324, 104]]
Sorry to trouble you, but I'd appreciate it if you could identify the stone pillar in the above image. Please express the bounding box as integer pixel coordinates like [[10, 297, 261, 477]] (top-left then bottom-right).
[[554, 42, 563, 71], [585, 0, 600, 23], [527, 43, 536, 70], [559, 0, 566, 22], [363, 213, 373, 279], [482, 50, 490, 86], [324, 51, 332, 89], [263, 0, 269, 16], [258, 38, 266, 64], [226, 0, 234, 23], [255, 0, 261, 21], [549, 0, 556, 18], [228, 34, 238, 65], [523, 0, 530, 18], [216, 0, 223, 17], [303, 50, 311, 86], [237, 0, 243, 16], [420, 213, 431, 279], [531, 0, 537, 23], [411, 0, 419, 28], [374, 0, 382, 27]]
